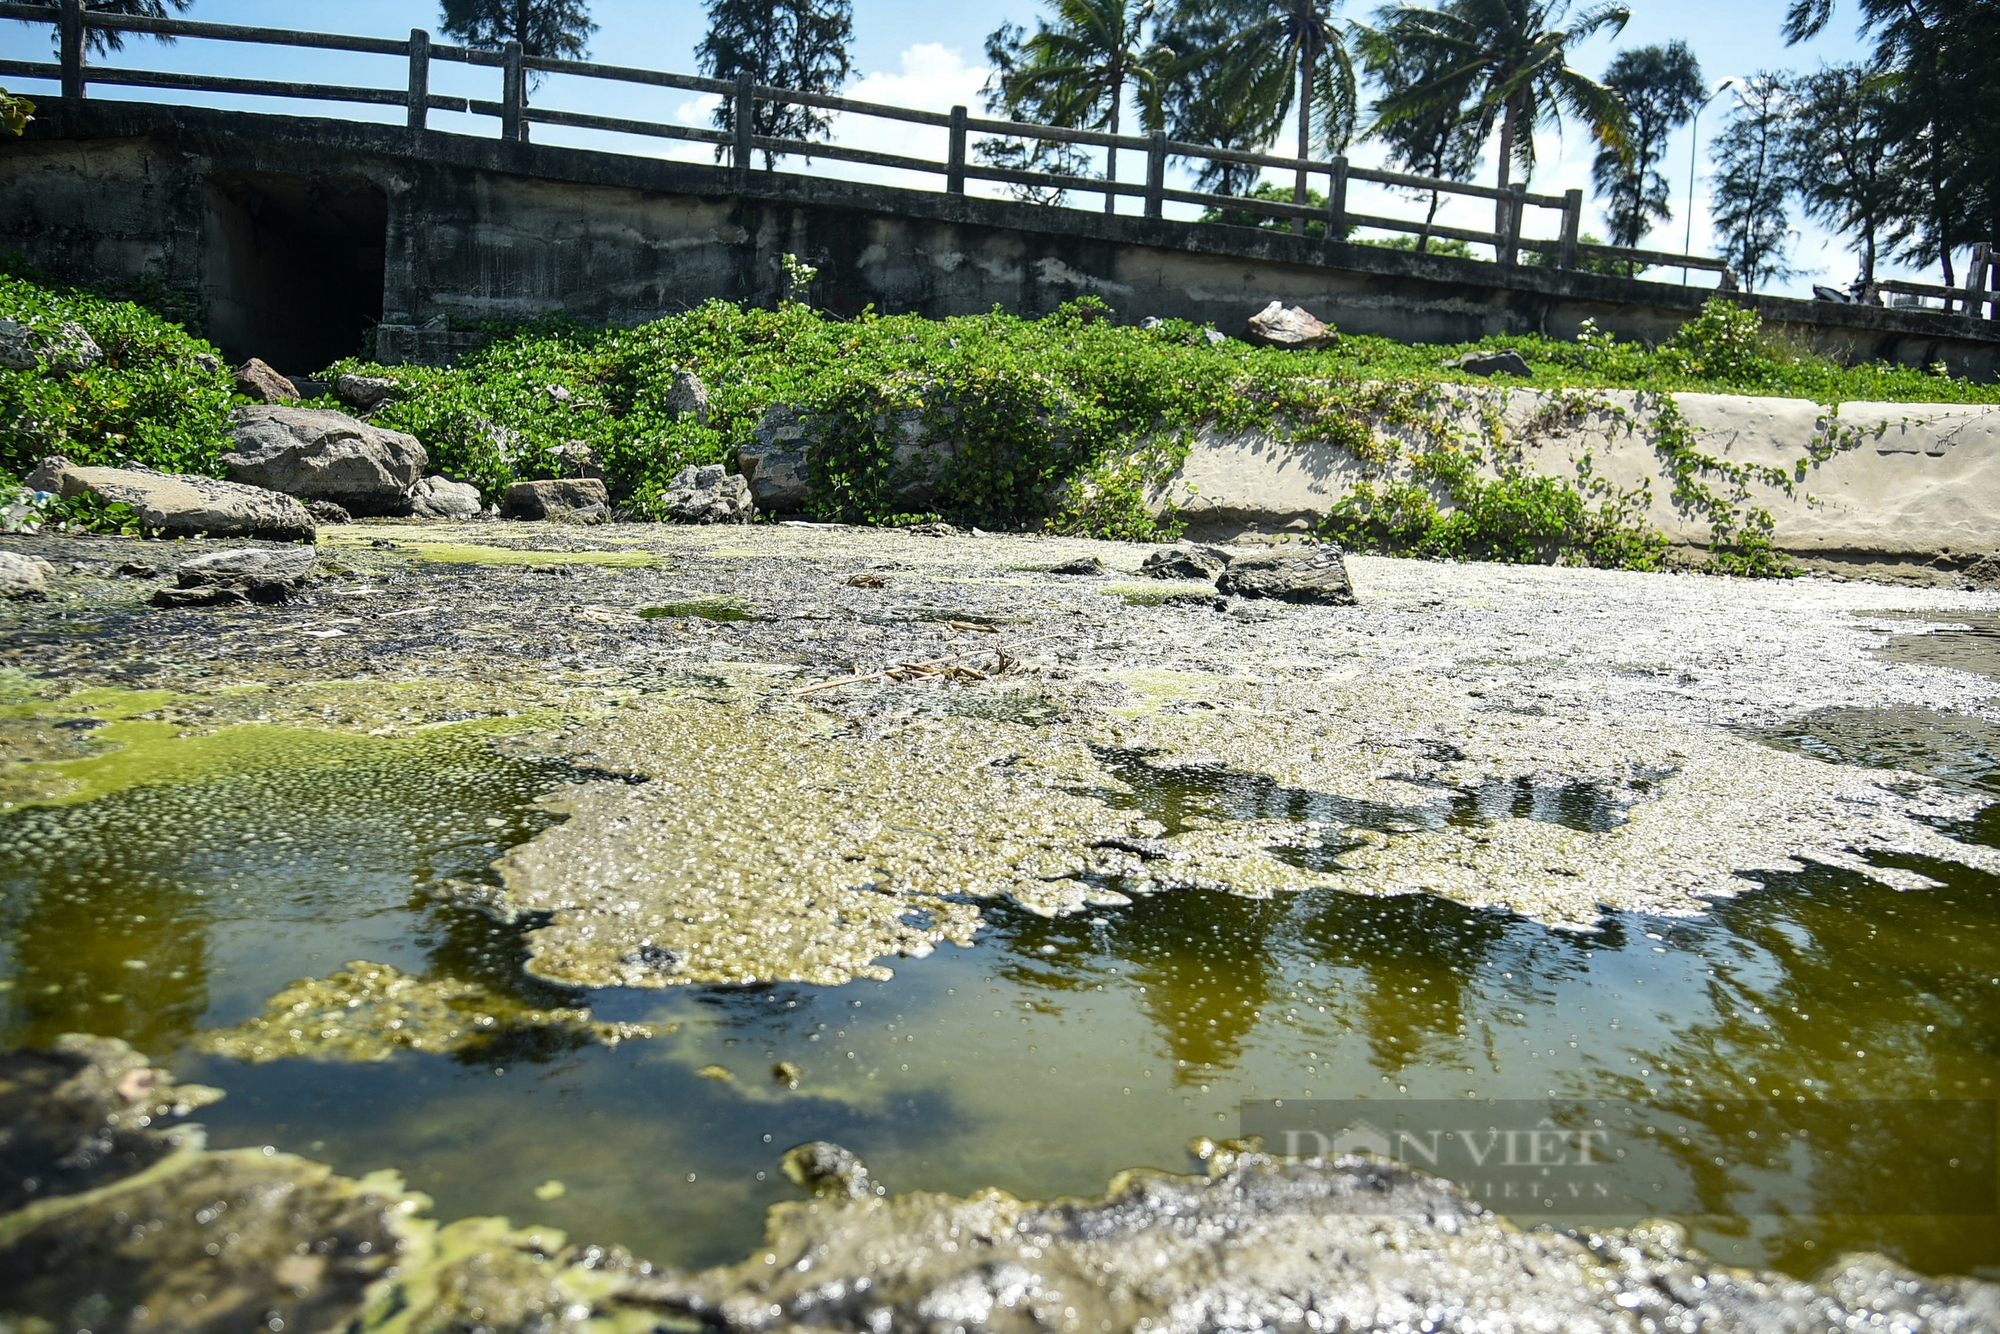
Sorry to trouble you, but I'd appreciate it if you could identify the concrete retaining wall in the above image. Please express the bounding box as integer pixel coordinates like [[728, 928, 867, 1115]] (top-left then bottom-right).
[[1166, 390, 2000, 577], [4, 100, 1998, 380]]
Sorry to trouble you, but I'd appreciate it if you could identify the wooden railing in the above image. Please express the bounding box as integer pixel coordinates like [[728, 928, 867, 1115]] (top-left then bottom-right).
[[1871, 244, 2000, 321], [0, 0, 1753, 284]]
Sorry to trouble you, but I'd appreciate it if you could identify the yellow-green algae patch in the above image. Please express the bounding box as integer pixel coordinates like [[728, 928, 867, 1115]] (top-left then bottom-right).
[[491, 694, 1148, 988], [193, 961, 651, 1063], [395, 541, 659, 568]]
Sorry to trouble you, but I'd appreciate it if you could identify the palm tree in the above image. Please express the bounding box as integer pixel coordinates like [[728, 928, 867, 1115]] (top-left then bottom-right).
[[1164, 0, 1359, 224], [986, 0, 1162, 213], [1367, 0, 1630, 228]]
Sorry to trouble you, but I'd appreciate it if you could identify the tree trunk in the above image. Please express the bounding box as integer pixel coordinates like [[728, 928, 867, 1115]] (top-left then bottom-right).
[[515, 0, 528, 49], [1106, 68, 1121, 215], [1293, 40, 1315, 236]]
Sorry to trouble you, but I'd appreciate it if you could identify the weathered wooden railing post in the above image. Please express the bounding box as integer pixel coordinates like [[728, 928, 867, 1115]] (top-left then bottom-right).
[[946, 105, 967, 195], [1559, 188, 1581, 270], [1327, 156, 1348, 239], [59, 0, 85, 101], [500, 39, 524, 142], [406, 29, 430, 133], [1499, 182, 1526, 265], [733, 72, 754, 182], [1144, 132, 1166, 219]]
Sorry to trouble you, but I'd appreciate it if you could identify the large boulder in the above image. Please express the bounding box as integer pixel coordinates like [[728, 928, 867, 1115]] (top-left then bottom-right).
[[1215, 545, 1356, 604], [503, 477, 609, 523], [233, 358, 299, 404], [222, 406, 427, 514], [0, 550, 54, 599], [409, 475, 483, 519], [0, 318, 103, 372], [1244, 300, 1339, 349], [738, 405, 814, 512], [663, 464, 753, 524], [25, 456, 316, 543]]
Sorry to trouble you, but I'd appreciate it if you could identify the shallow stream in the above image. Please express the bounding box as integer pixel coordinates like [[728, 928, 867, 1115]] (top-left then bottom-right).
[[4, 704, 1995, 1282]]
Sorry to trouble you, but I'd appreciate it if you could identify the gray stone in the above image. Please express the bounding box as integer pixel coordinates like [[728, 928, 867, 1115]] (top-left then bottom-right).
[[305, 499, 352, 524], [0, 317, 103, 372], [1049, 555, 1107, 575], [1215, 544, 1356, 604], [667, 369, 711, 426], [25, 456, 316, 543], [1140, 545, 1232, 579], [333, 372, 401, 411], [780, 1141, 877, 1201], [663, 464, 754, 524], [1203, 328, 1229, 346], [409, 475, 483, 520], [1450, 349, 1533, 378], [503, 477, 610, 522], [0, 549, 54, 599], [739, 404, 814, 511], [1245, 300, 1338, 349], [160, 545, 318, 606], [553, 440, 605, 480], [222, 406, 427, 514], [233, 358, 299, 404]]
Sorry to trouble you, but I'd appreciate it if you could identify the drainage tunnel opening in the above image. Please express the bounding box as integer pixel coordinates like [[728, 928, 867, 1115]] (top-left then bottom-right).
[[203, 171, 388, 375]]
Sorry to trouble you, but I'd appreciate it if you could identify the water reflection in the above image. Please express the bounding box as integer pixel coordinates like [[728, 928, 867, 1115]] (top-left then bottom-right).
[[0, 720, 1995, 1279]]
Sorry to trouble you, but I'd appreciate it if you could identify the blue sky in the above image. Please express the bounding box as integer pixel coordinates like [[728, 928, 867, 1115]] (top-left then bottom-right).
[[2, 2, 1897, 296]]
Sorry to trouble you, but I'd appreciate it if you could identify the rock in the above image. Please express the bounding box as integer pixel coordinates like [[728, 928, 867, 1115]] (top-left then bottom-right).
[[0, 549, 54, 599], [1204, 328, 1229, 346], [25, 455, 316, 542], [0, 317, 103, 372], [221, 405, 427, 514], [738, 404, 813, 511], [1049, 555, 1107, 575], [663, 464, 754, 524], [648, 1143, 2000, 1334], [155, 545, 317, 607], [1215, 545, 1356, 605], [117, 560, 157, 578], [780, 1141, 877, 1200], [305, 499, 352, 524], [1244, 300, 1339, 349], [668, 369, 711, 426], [408, 475, 483, 520], [1449, 349, 1533, 378], [193, 351, 223, 374], [553, 440, 605, 480], [1140, 545, 1233, 580], [503, 477, 610, 523], [333, 372, 400, 411], [232, 357, 299, 403]]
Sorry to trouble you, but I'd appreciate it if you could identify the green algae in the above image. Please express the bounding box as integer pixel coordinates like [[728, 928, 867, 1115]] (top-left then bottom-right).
[[397, 541, 659, 569], [193, 960, 651, 1063]]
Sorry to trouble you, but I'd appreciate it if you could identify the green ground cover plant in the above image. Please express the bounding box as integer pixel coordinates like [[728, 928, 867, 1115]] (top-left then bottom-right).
[[3, 259, 1994, 569]]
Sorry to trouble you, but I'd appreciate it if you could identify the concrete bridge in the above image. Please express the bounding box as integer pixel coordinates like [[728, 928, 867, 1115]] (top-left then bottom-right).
[[5, 95, 1998, 380]]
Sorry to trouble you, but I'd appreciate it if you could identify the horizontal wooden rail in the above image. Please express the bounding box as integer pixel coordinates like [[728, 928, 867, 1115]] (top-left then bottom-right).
[[0, 2, 1761, 293], [0, 4, 411, 55]]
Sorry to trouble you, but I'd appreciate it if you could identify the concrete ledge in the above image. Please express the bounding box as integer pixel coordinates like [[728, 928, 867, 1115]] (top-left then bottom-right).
[[1164, 389, 2000, 579]]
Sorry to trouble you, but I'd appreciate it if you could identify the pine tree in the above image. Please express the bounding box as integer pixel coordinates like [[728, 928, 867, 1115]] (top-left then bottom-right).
[[26, 0, 191, 56], [697, 0, 855, 168], [1784, 65, 1895, 293], [438, 0, 596, 63], [1590, 42, 1704, 256], [1709, 75, 1794, 293]]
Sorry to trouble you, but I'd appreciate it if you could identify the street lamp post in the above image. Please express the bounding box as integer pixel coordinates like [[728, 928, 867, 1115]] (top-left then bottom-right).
[[1683, 77, 1738, 284]]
